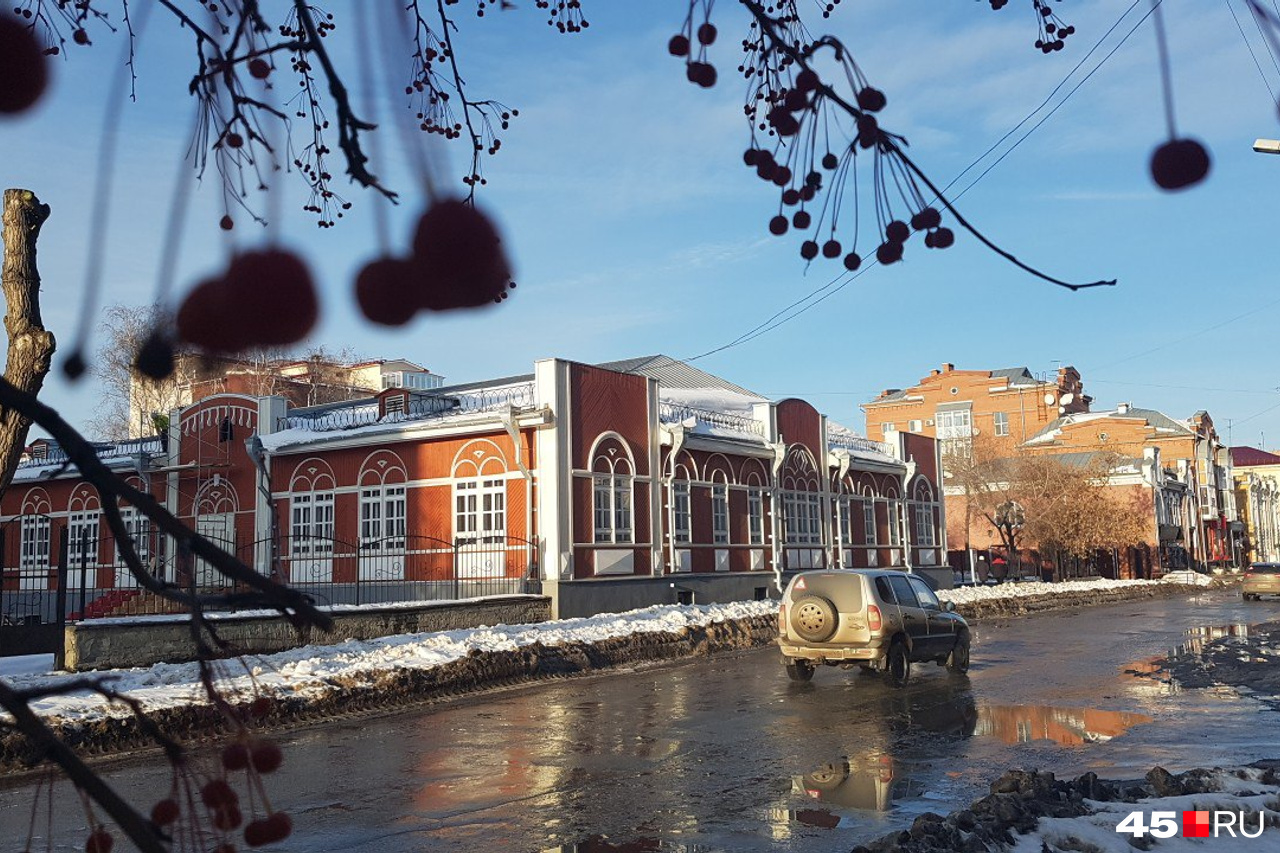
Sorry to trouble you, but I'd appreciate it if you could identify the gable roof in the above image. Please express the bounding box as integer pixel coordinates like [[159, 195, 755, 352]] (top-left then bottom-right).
[[988, 367, 1040, 387], [596, 355, 764, 398], [1231, 446, 1280, 467]]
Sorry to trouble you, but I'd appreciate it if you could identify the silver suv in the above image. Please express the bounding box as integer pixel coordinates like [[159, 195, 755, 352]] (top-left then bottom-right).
[[778, 569, 970, 685]]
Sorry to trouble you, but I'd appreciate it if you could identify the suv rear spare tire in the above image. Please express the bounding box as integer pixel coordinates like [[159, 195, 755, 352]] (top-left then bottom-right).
[[790, 595, 839, 642]]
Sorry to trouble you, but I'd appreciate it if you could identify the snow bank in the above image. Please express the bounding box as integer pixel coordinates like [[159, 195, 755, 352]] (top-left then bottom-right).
[[938, 577, 1163, 605], [2, 600, 776, 726]]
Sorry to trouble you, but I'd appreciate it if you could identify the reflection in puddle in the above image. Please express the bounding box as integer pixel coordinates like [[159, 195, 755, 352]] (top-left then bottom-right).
[[792, 752, 924, 813], [975, 704, 1153, 745], [1172, 624, 1250, 658], [1124, 623, 1253, 693]]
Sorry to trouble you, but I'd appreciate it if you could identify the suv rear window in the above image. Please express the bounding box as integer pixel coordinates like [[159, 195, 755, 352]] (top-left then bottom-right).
[[874, 577, 896, 604], [1250, 564, 1280, 574], [888, 575, 919, 608]]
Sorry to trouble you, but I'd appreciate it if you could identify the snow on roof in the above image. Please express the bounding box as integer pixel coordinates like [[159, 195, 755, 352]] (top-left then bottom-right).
[[262, 381, 538, 449], [1024, 405, 1193, 446], [827, 421, 898, 463], [11, 437, 165, 483]]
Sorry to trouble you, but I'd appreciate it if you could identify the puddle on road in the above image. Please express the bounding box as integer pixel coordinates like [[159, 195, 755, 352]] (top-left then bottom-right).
[[973, 704, 1153, 746], [1123, 623, 1254, 691]]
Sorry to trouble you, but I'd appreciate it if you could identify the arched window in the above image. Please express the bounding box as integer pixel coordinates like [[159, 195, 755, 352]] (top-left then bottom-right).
[[358, 450, 408, 554], [742, 461, 768, 546], [710, 469, 730, 545], [18, 489, 52, 589], [66, 486, 101, 590], [288, 460, 336, 558], [911, 478, 936, 548], [780, 446, 821, 546], [592, 435, 635, 544], [884, 484, 902, 548], [668, 453, 695, 545], [453, 440, 508, 545], [860, 485, 878, 547]]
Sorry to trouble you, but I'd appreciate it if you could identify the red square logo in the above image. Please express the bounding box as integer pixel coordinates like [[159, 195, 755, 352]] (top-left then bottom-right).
[[1183, 810, 1211, 838]]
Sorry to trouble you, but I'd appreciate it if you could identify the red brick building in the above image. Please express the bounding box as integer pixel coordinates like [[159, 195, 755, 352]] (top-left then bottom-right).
[[2, 356, 946, 622]]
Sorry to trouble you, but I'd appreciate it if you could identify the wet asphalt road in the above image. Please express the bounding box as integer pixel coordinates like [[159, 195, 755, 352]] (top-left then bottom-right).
[[2, 587, 1278, 852]]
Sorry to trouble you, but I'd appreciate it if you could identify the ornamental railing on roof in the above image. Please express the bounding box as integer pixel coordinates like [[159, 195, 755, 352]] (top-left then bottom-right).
[[659, 402, 764, 436], [827, 432, 894, 457], [284, 382, 537, 432], [16, 438, 165, 470]]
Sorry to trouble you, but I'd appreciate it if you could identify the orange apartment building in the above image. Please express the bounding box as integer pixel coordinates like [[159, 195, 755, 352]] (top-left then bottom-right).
[[864, 364, 1235, 578], [863, 364, 1090, 454], [1021, 405, 1236, 570]]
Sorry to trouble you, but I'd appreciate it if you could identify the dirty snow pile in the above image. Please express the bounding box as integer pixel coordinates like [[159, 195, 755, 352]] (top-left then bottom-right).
[[937, 577, 1165, 606], [1010, 770, 1280, 853], [0, 600, 776, 726]]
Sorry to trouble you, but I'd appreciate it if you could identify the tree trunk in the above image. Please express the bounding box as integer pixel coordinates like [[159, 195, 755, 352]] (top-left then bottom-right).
[[0, 189, 56, 498]]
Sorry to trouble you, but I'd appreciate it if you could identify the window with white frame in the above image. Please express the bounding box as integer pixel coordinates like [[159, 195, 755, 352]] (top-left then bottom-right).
[[360, 485, 406, 549], [838, 497, 853, 546], [747, 487, 764, 545], [993, 411, 1009, 437], [783, 491, 821, 545], [67, 510, 100, 569], [863, 499, 877, 546], [914, 502, 935, 547], [116, 507, 151, 567], [672, 481, 691, 544], [291, 491, 335, 555], [881, 422, 895, 435], [712, 484, 729, 544], [456, 478, 506, 545], [887, 501, 901, 547], [936, 409, 973, 457], [20, 514, 50, 572], [593, 462, 633, 544], [908, 420, 923, 433]]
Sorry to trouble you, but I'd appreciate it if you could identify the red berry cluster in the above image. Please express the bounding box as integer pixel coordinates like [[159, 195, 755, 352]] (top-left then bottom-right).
[[0, 11, 48, 114], [533, 0, 589, 32], [356, 199, 515, 326], [668, 11, 718, 89], [1032, 0, 1074, 53], [176, 249, 319, 354], [145, 723, 292, 850]]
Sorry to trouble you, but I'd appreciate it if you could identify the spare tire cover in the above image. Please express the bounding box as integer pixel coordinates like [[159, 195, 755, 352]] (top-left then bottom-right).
[[790, 594, 838, 642]]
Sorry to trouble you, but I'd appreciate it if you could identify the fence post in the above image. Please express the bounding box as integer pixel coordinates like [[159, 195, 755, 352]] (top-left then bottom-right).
[[54, 526, 68, 670], [453, 538, 460, 602], [355, 540, 362, 607]]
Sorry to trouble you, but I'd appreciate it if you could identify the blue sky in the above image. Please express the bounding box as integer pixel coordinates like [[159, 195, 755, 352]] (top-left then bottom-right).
[[3, 1, 1280, 447]]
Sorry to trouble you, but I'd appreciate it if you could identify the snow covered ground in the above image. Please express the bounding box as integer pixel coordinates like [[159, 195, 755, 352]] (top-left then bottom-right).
[[1012, 770, 1280, 852], [0, 577, 1204, 727]]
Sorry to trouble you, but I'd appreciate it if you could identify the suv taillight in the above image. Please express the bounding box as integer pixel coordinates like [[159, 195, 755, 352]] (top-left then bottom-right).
[[867, 604, 882, 632], [778, 604, 787, 636]]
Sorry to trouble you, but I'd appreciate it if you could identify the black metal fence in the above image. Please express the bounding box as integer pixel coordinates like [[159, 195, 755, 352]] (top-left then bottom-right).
[[1, 519, 542, 643], [238, 533, 541, 607]]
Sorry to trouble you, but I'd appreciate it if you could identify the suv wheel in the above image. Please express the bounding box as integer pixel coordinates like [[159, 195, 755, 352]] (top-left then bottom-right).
[[785, 658, 816, 682], [790, 595, 839, 643], [946, 633, 971, 674], [884, 640, 909, 688]]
